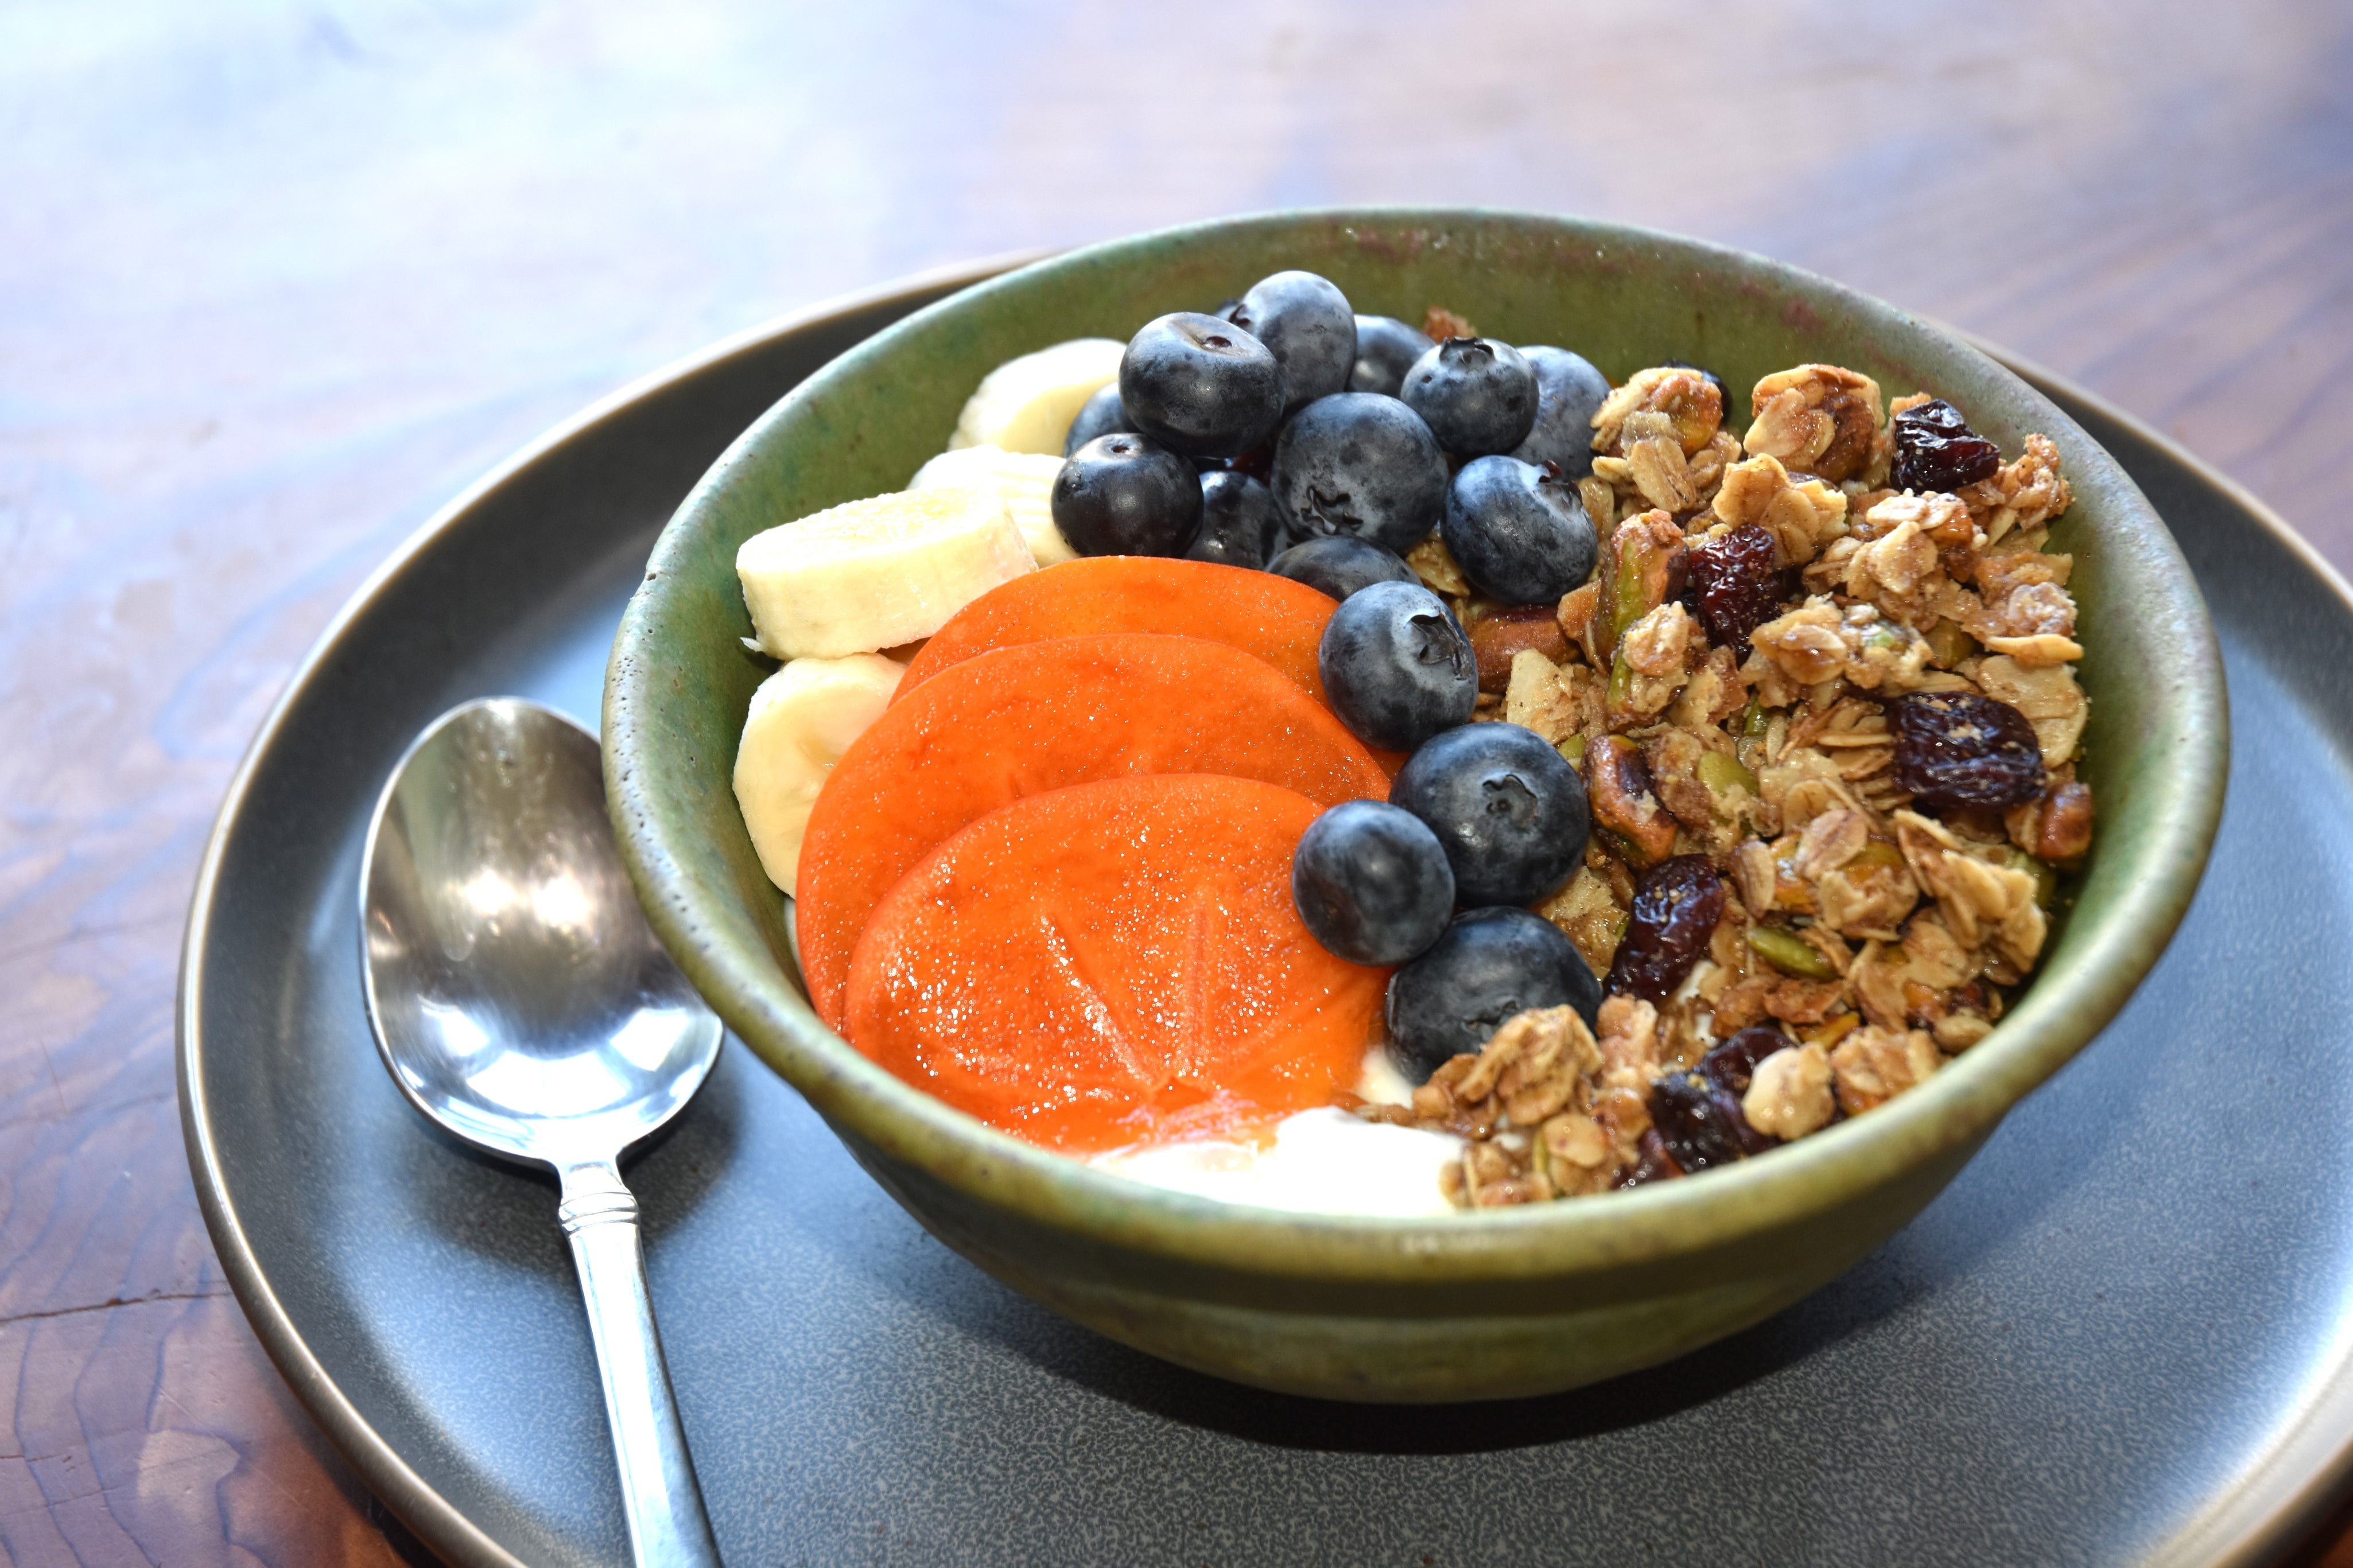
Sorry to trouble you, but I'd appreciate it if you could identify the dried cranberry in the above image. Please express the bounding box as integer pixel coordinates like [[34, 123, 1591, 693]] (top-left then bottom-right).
[[1700, 1026, 1791, 1098], [1888, 691, 2045, 812], [1891, 399, 2001, 493], [1651, 1070, 1770, 1169], [1682, 522, 1793, 656], [1606, 854, 1728, 1001], [1614, 1127, 1684, 1188]]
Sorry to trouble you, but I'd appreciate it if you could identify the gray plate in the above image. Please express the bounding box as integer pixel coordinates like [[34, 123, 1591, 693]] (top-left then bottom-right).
[[179, 260, 2353, 1568]]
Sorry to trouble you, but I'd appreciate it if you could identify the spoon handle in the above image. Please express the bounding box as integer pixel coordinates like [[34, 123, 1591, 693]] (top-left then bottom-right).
[[557, 1160, 724, 1567]]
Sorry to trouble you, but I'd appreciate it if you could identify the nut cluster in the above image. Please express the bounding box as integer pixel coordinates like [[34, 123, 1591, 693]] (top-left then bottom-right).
[[1373, 344, 2091, 1206]]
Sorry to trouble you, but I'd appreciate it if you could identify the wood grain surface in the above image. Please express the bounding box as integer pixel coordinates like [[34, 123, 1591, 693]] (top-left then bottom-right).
[[4, 1, 2351, 1562]]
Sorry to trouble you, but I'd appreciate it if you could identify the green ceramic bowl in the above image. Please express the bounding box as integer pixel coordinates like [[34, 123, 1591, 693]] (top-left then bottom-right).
[[604, 209, 2226, 1403]]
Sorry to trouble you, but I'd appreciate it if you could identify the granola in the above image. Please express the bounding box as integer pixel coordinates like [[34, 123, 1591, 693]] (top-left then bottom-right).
[[1357, 349, 2091, 1206]]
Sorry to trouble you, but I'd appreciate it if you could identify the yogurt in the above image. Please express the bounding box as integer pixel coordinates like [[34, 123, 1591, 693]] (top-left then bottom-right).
[[1089, 1047, 1463, 1217]]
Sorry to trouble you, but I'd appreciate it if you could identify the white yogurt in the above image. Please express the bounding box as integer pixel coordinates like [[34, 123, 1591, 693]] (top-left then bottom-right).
[[1089, 1049, 1463, 1217], [1091, 1108, 1465, 1217]]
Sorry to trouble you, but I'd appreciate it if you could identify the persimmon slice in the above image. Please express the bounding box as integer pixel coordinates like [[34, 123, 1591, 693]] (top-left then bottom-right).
[[895, 556, 1338, 704], [843, 774, 1385, 1153], [794, 633, 1389, 1028]]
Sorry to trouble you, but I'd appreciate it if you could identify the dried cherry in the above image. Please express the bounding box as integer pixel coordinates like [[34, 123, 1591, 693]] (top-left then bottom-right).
[[1888, 691, 2045, 812], [1614, 1127, 1684, 1188], [1682, 522, 1793, 656], [1605, 854, 1728, 1001], [1891, 399, 2002, 493], [1700, 1026, 1791, 1098], [1650, 1070, 1770, 1170]]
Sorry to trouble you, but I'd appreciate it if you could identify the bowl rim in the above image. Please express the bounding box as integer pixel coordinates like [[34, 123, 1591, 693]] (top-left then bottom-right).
[[606, 205, 2230, 1285]]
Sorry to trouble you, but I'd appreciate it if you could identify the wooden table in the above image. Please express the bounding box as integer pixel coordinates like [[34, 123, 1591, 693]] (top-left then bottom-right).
[[5, 3, 2350, 1562]]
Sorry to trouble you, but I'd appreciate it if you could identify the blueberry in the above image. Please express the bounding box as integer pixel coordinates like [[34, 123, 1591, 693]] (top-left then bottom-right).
[[1385, 907, 1601, 1082], [1050, 434, 1203, 557], [1318, 579, 1477, 751], [1269, 392, 1449, 555], [1119, 313, 1286, 460], [1508, 347, 1612, 477], [1230, 271, 1357, 414], [1442, 455, 1598, 604], [1266, 534, 1419, 600], [1187, 470, 1286, 569], [1292, 800, 1455, 966], [1349, 314, 1436, 398], [1391, 722, 1589, 908], [1063, 383, 1132, 457], [1402, 337, 1539, 457]]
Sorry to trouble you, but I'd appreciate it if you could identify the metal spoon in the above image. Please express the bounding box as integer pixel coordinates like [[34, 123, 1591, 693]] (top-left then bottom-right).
[[360, 697, 724, 1567]]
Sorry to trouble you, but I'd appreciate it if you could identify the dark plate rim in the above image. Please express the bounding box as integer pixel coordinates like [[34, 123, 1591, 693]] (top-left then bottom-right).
[[174, 258, 2349, 1568]]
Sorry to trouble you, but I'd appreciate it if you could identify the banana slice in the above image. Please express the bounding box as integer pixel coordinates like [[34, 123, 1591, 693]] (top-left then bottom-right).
[[735, 653, 905, 897], [908, 445, 1077, 566], [736, 485, 1032, 659], [948, 337, 1125, 456]]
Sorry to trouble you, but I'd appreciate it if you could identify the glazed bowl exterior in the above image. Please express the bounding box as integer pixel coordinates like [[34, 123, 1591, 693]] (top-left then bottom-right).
[[603, 209, 2226, 1402]]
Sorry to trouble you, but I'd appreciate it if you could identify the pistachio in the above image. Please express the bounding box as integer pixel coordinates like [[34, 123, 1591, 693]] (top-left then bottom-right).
[[1585, 734, 1679, 867], [1746, 924, 1841, 981], [1696, 750, 1760, 799]]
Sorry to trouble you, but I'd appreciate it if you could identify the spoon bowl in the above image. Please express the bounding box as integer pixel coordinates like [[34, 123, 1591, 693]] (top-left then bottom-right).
[[362, 697, 724, 1567], [362, 698, 720, 1166]]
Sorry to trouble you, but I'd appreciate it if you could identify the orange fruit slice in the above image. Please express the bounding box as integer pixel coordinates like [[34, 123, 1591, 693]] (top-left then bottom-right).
[[843, 774, 1385, 1152], [794, 633, 1388, 1028], [895, 556, 1338, 704]]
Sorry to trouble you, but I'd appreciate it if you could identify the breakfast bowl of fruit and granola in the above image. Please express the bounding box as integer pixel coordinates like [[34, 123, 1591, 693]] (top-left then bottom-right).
[[603, 209, 2224, 1402]]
